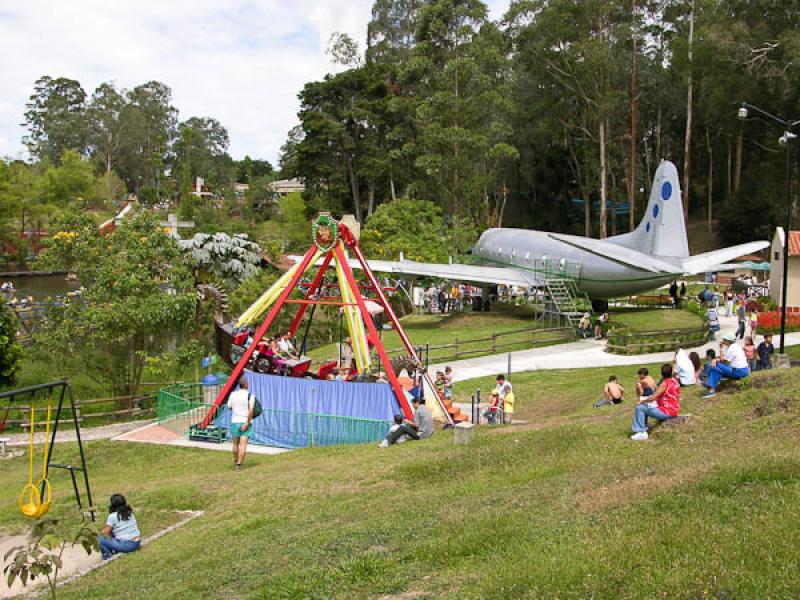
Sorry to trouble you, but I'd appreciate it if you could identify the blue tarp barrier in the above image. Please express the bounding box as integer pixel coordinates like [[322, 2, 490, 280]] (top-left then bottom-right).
[[215, 371, 400, 448]]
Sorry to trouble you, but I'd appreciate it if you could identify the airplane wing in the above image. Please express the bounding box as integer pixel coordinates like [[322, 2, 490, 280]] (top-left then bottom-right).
[[681, 241, 770, 275], [290, 256, 542, 287], [356, 259, 542, 287], [547, 234, 681, 274]]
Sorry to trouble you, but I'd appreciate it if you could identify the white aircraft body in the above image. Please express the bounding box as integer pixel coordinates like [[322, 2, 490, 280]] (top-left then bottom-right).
[[354, 161, 769, 308]]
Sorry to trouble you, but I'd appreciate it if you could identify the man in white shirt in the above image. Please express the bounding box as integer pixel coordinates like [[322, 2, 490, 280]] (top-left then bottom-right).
[[674, 349, 696, 386], [703, 333, 750, 398], [226, 376, 255, 470]]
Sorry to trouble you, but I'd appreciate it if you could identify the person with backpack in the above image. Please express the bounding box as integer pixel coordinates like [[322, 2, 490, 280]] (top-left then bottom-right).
[[227, 375, 256, 470]]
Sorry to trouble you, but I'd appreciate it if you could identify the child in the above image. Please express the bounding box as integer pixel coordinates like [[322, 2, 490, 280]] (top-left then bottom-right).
[[443, 366, 454, 400], [379, 415, 408, 448], [594, 375, 624, 408], [749, 310, 759, 338], [635, 368, 657, 398], [434, 371, 446, 398], [744, 336, 757, 372], [700, 349, 716, 386], [757, 334, 774, 370]]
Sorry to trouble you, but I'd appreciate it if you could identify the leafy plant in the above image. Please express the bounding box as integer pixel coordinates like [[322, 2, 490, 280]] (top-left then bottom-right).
[[4, 513, 98, 599]]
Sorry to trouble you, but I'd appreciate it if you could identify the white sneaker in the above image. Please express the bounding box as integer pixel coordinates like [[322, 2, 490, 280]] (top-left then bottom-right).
[[378, 440, 388, 448], [630, 432, 649, 441]]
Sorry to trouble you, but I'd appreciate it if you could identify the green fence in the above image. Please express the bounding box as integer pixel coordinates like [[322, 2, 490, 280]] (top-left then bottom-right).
[[157, 383, 391, 449]]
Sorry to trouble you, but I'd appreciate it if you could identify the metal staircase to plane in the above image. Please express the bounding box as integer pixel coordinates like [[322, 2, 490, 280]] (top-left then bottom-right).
[[542, 278, 592, 328]]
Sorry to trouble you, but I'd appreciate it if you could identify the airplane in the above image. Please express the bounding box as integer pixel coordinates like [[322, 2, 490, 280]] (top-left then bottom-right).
[[345, 160, 769, 313]]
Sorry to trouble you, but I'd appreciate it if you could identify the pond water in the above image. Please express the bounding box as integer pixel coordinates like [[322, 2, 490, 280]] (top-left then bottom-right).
[[1, 274, 82, 302]]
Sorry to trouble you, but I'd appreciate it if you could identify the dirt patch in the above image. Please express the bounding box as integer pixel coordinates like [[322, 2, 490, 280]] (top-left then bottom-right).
[[377, 592, 430, 600], [572, 463, 714, 514]]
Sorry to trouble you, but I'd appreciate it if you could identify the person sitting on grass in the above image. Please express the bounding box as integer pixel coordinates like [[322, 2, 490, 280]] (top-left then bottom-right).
[[689, 351, 702, 384], [757, 334, 774, 370], [227, 376, 254, 470], [674, 349, 696, 386], [594, 375, 624, 407], [379, 415, 410, 447], [703, 334, 749, 398], [381, 397, 434, 446], [635, 368, 657, 398], [699, 349, 716, 386], [99, 494, 141, 560], [630, 363, 681, 441]]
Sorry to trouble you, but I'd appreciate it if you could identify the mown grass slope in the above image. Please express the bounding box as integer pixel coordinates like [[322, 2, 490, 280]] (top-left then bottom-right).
[[1, 364, 798, 599]]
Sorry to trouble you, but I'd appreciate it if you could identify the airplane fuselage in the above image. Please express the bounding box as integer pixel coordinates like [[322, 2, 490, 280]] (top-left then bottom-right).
[[473, 228, 679, 299]]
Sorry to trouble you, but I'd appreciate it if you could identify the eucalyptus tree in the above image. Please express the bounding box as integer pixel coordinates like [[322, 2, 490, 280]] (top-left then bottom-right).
[[23, 76, 88, 164]]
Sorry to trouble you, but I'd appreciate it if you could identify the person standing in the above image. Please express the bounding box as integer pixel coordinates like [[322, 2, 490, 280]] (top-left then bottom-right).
[[99, 494, 141, 560], [736, 301, 747, 340], [757, 334, 774, 370], [669, 281, 679, 307], [680, 281, 687, 305], [227, 376, 255, 470], [725, 288, 735, 317]]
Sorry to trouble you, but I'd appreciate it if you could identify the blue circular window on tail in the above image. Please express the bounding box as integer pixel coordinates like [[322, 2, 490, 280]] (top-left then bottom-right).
[[661, 181, 672, 200], [646, 222, 651, 232], [653, 204, 660, 218]]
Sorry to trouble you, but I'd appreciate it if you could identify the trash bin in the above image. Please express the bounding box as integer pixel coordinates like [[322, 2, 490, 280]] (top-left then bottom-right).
[[202, 373, 222, 404]]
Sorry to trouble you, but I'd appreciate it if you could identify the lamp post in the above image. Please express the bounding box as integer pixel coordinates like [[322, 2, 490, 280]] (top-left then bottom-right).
[[738, 103, 800, 353]]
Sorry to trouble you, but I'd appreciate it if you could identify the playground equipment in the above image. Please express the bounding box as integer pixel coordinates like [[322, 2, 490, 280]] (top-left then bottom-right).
[[198, 213, 466, 438], [0, 381, 94, 519], [19, 395, 53, 518]]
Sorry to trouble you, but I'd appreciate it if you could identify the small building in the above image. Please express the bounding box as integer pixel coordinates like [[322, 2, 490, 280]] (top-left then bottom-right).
[[270, 178, 305, 195], [770, 227, 800, 311]]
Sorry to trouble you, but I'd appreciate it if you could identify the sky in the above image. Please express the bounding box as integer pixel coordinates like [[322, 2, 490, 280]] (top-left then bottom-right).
[[0, 0, 510, 166]]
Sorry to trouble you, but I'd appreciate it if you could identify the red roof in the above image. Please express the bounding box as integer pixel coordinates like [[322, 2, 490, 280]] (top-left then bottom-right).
[[790, 231, 800, 257]]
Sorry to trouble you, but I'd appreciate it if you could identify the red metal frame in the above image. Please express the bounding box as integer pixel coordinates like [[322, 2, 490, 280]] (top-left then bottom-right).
[[341, 225, 454, 425], [287, 253, 333, 337], [199, 221, 424, 429], [199, 245, 318, 428], [333, 243, 414, 420]]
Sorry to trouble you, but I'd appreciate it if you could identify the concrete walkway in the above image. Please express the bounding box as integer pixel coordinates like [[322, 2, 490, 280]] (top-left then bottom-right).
[[432, 313, 800, 382]]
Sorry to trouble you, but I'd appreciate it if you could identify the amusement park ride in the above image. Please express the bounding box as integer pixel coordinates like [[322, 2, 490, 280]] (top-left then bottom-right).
[[200, 214, 465, 431]]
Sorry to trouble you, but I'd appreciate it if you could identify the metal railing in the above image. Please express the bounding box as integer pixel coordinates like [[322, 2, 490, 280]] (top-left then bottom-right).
[[157, 383, 391, 449]]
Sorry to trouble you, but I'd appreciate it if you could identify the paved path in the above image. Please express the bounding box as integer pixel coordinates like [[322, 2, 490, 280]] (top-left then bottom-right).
[[2, 419, 155, 447], [432, 313, 800, 382]]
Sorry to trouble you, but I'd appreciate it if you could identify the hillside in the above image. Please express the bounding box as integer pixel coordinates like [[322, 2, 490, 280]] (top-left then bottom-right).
[[1, 364, 798, 598]]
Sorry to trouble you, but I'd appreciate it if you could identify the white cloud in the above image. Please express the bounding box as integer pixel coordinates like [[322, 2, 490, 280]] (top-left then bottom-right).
[[0, 0, 510, 164]]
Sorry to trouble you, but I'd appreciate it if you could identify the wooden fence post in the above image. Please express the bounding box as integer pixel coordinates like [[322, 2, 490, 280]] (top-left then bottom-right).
[[454, 336, 459, 359], [492, 333, 497, 353]]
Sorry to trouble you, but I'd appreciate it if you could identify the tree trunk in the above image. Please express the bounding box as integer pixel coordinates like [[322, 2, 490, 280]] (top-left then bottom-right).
[[599, 119, 608, 238], [583, 191, 592, 238], [389, 173, 397, 202], [727, 140, 732, 199], [682, 0, 696, 220], [734, 126, 743, 195], [346, 155, 362, 223], [706, 128, 713, 234], [610, 162, 617, 236], [367, 179, 375, 217], [629, 0, 638, 232], [498, 182, 508, 228]]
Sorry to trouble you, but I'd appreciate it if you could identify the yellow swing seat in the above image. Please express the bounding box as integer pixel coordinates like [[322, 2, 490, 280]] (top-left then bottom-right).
[[18, 395, 54, 520], [19, 478, 52, 519]]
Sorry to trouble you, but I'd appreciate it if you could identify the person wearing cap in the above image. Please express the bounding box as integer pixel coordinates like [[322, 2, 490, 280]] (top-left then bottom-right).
[[703, 334, 749, 398]]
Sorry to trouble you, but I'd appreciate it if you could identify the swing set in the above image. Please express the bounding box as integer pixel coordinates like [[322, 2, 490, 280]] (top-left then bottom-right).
[[0, 380, 94, 520]]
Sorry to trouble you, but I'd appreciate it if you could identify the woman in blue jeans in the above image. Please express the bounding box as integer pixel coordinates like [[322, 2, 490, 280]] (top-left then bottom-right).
[[99, 494, 141, 560]]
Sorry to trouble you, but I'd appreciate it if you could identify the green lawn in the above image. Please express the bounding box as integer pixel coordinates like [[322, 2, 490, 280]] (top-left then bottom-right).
[[609, 307, 703, 333], [1, 363, 798, 598], [308, 303, 572, 364]]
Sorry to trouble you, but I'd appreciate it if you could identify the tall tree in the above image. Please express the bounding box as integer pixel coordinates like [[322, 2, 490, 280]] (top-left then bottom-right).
[[87, 83, 128, 174], [23, 76, 88, 164]]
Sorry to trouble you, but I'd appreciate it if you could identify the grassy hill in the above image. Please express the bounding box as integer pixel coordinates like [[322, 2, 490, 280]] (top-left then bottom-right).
[[1, 364, 798, 598]]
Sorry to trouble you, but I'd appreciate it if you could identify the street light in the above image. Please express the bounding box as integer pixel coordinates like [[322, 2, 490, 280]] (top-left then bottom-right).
[[738, 102, 800, 354]]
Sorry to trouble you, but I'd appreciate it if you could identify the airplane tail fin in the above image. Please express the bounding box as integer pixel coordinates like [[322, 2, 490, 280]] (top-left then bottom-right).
[[627, 160, 689, 259]]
